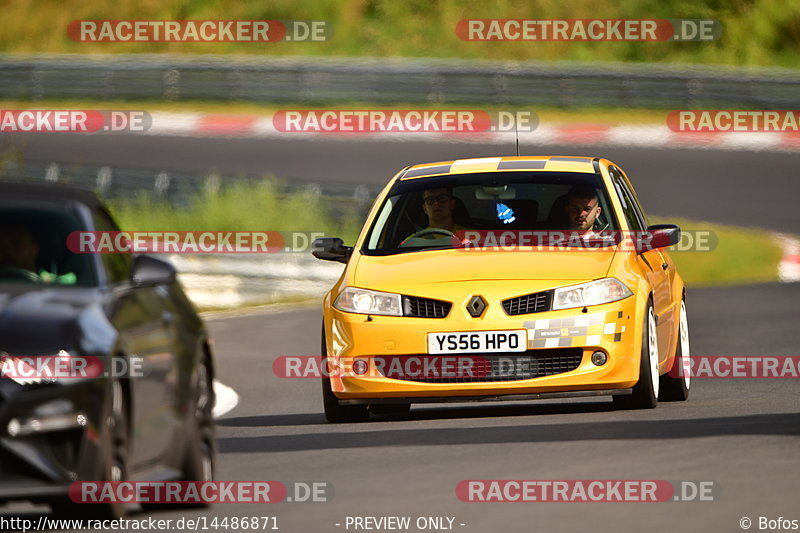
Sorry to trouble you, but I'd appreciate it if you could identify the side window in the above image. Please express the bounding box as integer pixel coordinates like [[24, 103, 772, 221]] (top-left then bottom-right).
[[609, 167, 646, 231], [92, 209, 133, 283], [617, 168, 650, 227]]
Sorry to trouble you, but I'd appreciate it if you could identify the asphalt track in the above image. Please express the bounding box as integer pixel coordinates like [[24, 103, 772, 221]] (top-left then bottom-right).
[[0, 133, 799, 532], [2, 133, 800, 233], [203, 284, 800, 533]]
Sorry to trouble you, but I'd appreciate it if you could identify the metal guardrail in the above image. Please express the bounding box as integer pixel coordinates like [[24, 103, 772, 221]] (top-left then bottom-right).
[[0, 161, 378, 223], [164, 253, 343, 309], [1, 53, 800, 108]]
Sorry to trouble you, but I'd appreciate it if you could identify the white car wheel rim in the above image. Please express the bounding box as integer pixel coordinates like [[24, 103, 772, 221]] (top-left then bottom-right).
[[680, 301, 691, 389], [648, 308, 659, 398]]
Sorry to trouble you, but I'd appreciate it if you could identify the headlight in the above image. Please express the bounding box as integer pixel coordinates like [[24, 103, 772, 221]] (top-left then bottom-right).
[[552, 278, 633, 310], [334, 287, 403, 316]]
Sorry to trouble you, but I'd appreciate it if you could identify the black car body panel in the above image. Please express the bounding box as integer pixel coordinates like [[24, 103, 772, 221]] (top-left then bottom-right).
[[0, 181, 215, 506]]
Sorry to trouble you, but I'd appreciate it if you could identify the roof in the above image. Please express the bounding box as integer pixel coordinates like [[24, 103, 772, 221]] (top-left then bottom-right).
[[399, 156, 598, 180], [0, 180, 103, 208]]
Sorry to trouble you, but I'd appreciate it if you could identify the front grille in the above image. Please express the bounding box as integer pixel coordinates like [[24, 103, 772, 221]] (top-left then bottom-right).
[[503, 290, 551, 315], [375, 348, 583, 383], [403, 296, 451, 318]]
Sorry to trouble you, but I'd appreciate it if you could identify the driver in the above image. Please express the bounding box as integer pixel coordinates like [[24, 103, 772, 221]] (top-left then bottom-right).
[[0, 223, 40, 273], [421, 187, 473, 233], [564, 185, 603, 235], [421, 187, 464, 233], [400, 187, 471, 245], [0, 222, 77, 284]]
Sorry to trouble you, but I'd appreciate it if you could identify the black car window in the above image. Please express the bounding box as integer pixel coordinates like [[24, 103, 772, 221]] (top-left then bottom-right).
[[0, 203, 97, 287]]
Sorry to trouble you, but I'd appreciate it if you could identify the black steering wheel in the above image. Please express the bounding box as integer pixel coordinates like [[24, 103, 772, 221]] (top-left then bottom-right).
[[404, 228, 456, 240], [594, 212, 610, 232], [0, 267, 42, 283]]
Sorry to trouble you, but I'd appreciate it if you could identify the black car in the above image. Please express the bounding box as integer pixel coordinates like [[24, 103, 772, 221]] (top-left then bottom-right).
[[0, 182, 216, 517]]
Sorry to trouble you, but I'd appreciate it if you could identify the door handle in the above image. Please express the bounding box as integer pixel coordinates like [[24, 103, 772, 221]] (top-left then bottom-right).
[[661, 262, 668, 271]]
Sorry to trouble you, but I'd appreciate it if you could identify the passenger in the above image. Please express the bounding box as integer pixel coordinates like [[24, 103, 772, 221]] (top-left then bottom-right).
[[564, 186, 603, 235]]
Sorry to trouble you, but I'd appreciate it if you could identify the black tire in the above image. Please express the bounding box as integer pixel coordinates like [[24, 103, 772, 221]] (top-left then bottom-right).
[[184, 356, 216, 476], [614, 299, 659, 410], [321, 325, 369, 423], [369, 403, 411, 416], [659, 299, 691, 401], [174, 356, 216, 508]]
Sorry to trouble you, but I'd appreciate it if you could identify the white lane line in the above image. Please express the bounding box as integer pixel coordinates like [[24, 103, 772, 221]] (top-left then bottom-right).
[[212, 379, 239, 419], [146, 112, 202, 135], [720, 131, 784, 151], [606, 125, 673, 146]]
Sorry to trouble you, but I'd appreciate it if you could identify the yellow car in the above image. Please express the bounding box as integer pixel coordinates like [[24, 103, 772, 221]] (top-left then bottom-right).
[[313, 156, 690, 422]]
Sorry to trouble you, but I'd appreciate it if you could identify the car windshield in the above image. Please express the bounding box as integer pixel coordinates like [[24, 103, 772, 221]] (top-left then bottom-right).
[[363, 171, 619, 255], [0, 202, 97, 287]]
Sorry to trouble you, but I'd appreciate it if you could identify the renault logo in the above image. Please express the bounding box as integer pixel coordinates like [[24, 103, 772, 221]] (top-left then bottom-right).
[[466, 295, 487, 318]]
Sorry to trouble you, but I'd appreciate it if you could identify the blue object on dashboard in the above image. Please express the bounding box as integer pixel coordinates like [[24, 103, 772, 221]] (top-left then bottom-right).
[[496, 202, 516, 224]]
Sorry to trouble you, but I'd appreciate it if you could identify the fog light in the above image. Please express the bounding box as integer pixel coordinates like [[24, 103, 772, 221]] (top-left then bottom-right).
[[352, 359, 369, 375], [591, 351, 607, 366]]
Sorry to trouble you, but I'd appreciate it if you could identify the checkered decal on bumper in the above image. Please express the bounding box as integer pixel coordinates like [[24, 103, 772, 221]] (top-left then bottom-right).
[[524, 311, 628, 349]]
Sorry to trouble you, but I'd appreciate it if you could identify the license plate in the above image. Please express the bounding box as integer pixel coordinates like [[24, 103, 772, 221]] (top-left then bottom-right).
[[427, 330, 527, 354]]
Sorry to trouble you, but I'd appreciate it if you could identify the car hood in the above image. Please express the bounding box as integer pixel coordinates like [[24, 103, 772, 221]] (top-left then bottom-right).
[[0, 286, 112, 355], [354, 247, 617, 287]]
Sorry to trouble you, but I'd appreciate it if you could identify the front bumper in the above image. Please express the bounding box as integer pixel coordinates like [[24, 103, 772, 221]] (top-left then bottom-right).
[[325, 295, 641, 400], [339, 388, 633, 405], [0, 379, 104, 503]]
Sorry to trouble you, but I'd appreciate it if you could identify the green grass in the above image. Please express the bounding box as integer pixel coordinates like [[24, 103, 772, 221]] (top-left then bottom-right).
[[651, 217, 783, 287], [106, 180, 785, 288], [107, 178, 364, 243], [1, 0, 800, 69]]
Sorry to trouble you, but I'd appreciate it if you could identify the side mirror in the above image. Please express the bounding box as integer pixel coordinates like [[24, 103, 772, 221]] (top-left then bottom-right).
[[636, 224, 681, 252], [312, 237, 352, 264], [131, 255, 176, 286]]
